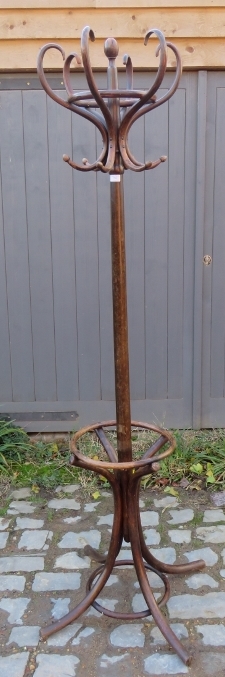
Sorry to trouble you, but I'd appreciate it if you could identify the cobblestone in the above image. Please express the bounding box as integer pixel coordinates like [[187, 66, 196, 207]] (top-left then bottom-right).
[[1, 485, 225, 676]]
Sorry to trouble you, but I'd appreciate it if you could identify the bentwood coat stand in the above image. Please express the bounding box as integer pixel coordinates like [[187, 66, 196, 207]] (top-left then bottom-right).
[[37, 26, 205, 665]]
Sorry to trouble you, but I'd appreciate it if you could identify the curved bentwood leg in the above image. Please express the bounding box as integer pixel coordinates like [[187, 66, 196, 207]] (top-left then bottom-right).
[[128, 472, 192, 665], [41, 466, 123, 640]]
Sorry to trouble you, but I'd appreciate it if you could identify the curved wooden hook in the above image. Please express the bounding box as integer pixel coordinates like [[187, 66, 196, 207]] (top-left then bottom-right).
[[37, 42, 109, 172]]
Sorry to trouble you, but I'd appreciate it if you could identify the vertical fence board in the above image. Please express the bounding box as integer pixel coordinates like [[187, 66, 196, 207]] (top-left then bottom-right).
[[145, 94, 169, 403], [72, 114, 101, 401], [47, 95, 79, 401], [23, 90, 57, 401], [0, 91, 34, 401]]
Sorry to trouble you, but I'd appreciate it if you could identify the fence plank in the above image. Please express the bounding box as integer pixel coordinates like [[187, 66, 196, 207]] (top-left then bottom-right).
[[0, 91, 34, 401], [23, 89, 57, 401]]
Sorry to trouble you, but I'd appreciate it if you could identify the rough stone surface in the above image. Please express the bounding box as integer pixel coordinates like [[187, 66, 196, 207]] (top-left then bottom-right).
[[0, 575, 26, 591], [186, 573, 219, 589], [8, 502, 36, 514], [110, 624, 145, 647], [144, 654, 188, 674], [168, 592, 225, 619], [168, 529, 191, 544], [0, 532, 9, 549], [140, 511, 159, 526], [184, 546, 218, 566], [47, 499, 80, 511], [153, 496, 178, 508], [167, 508, 194, 524], [143, 528, 160, 545], [196, 525, 225, 543], [10, 489, 32, 500], [0, 597, 30, 624], [0, 556, 44, 573], [151, 547, 176, 564], [97, 514, 113, 526], [8, 626, 40, 647], [18, 530, 53, 550], [196, 624, 225, 645], [54, 552, 90, 569], [0, 518, 11, 530], [0, 653, 29, 677], [15, 518, 44, 530], [47, 624, 82, 647], [203, 509, 225, 522], [150, 623, 188, 644], [33, 654, 79, 677], [32, 572, 81, 591], [51, 597, 70, 619], [55, 484, 79, 493], [58, 530, 101, 550]]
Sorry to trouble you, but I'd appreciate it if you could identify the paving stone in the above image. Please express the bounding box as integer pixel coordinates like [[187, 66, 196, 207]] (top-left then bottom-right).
[[110, 623, 145, 647], [203, 509, 225, 522], [10, 488, 32, 500], [47, 623, 82, 646], [54, 552, 90, 569], [48, 499, 80, 511], [8, 625, 40, 647], [55, 484, 79, 493], [105, 574, 119, 586], [144, 653, 188, 674], [0, 532, 9, 549], [153, 496, 178, 508], [32, 572, 81, 591], [150, 623, 188, 644], [168, 529, 191, 544], [0, 575, 26, 591], [97, 513, 114, 526], [143, 528, 161, 545], [184, 546, 218, 566], [84, 502, 100, 512], [132, 592, 160, 612], [58, 530, 101, 550], [0, 518, 11, 531], [33, 654, 79, 677], [186, 573, 219, 589], [0, 556, 44, 573], [167, 508, 194, 524], [100, 653, 129, 668], [87, 598, 118, 617], [196, 623, 225, 645], [167, 592, 225, 619], [0, 597, 30, 624], [221, 548, 225, 564], [63, 517, 81, 525], [151, 547, 176, 564], [51, 597, 70, 619], [18, 530, 53, 550], [196, 525, 225, 543], [0, 652, 29, 677], [140, 511, 159, 527], [197, 651, 225, 676], [134, 571, 164, 589], [15, 517, 44, 530], [8, 501, 36, 515], [72, 627, 95, 644]]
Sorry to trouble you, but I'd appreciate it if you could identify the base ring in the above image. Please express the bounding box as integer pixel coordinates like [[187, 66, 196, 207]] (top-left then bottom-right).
[[86, 559, 170, 619]]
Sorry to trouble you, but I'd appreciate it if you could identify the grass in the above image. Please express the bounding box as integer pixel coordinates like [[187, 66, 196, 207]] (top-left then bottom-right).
[[0, 417, 225, 494]]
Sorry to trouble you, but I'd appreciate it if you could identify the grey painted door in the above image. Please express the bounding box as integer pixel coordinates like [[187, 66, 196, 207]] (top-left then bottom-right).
[[200, 72, 225, 427], [0, 71, 204, 431]]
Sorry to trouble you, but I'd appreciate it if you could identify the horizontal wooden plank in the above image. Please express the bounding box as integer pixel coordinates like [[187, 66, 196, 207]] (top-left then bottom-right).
[[1, 8, 225, 40], [0, 38, 224, 70], [1, 1, 225, 8]]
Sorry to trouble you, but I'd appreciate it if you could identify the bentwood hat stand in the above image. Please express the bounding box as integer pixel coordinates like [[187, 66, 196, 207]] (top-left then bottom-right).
[[37, 26, 205, 665]]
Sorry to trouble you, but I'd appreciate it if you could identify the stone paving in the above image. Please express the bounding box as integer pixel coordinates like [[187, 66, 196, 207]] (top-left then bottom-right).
[[1, 486, 225, 676]]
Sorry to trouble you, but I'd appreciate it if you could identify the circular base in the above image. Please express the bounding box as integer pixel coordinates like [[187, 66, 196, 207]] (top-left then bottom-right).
[[86, 559, 170, 620]]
